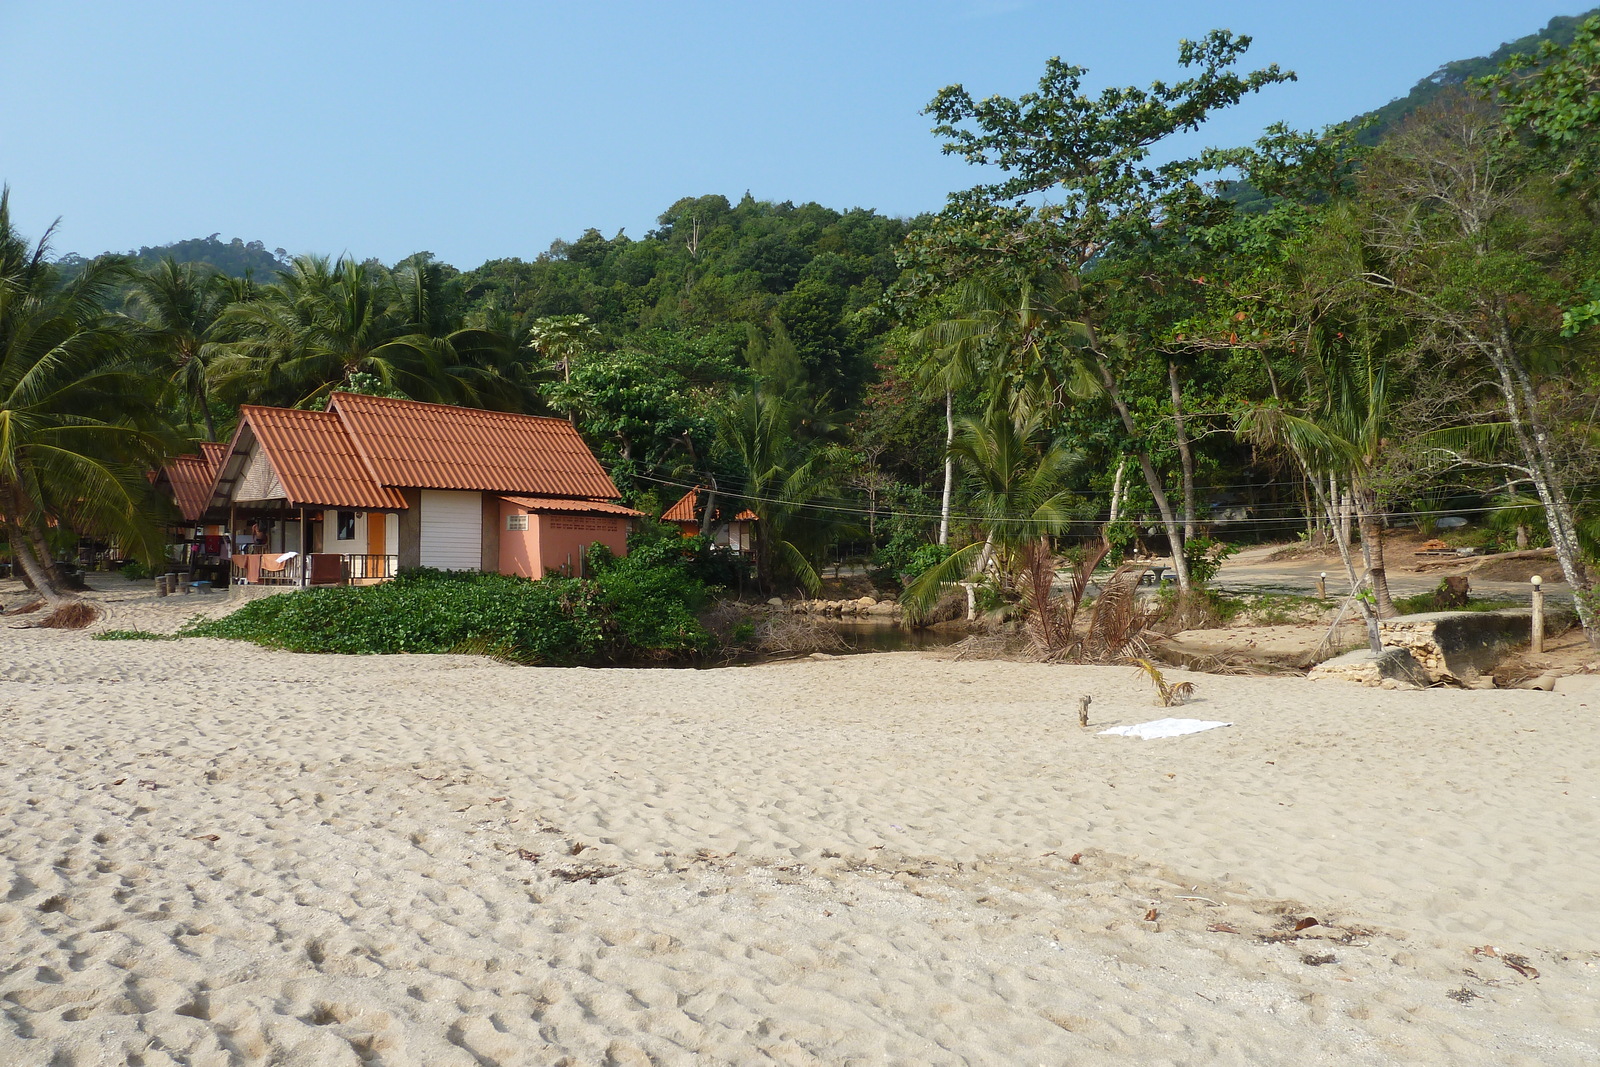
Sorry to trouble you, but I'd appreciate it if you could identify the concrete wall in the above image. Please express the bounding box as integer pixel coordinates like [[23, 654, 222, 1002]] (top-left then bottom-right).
[[497, 499, 540, 578], [538, 513, 628, 578], [495, 502, 629, 579]]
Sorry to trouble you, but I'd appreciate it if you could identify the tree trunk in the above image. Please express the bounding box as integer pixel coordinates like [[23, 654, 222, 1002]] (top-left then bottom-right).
[[1108, 460, 1127, 526], [10, 535, 67, 606], [1287, 447, 1382, 655], [939, 390, 954, 546], [1168, 360, 1197, 540], [1485, 317, 1596, 644], [2, 492, 73, 606], [1354, 486, 1397, 619], [1334, 478, 1353, 551], [700, 478, 718, 537], [1300, 475, 1321, 546], [1089, 356, 1191, 592]]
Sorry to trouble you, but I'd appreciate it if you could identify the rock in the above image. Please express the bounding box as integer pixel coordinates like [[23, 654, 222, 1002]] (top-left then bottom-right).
[[767, 597, 784, 607], [856, 596, 877, 608], [1553, 675, 1600, 699], [1378, 608, 1569, 685], [1308, 647, 1431, 688], [866, 601, 898, 617]]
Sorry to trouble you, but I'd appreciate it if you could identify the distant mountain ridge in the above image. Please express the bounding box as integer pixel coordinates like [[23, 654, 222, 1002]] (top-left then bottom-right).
[[57, 233, 290, 279], [1352, 8, 1600, 143]]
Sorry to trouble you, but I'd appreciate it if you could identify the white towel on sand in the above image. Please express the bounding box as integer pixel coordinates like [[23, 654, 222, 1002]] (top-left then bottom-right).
[[1099, 718, 1232, 740]]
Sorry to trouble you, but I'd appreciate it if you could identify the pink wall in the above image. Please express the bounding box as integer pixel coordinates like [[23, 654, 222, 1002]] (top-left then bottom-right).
[[537, 513, 628, 577], [496, 500, 630, 578], [497, 499, 540, 578]]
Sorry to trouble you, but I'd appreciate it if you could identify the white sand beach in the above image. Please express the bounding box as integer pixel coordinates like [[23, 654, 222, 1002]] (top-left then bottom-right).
[[2, 582, 1599, 1065]]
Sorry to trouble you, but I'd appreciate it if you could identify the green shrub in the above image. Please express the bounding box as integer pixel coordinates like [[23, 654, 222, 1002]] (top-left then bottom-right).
[[120, 559, 152, 581], [94, 629, 177, 641], [1183, 536, 1238, 587], [871, 532, 952, 589], [1391, 588, 1521, 615], [185, 550, 716, 665], [588, 539, 715, 657]]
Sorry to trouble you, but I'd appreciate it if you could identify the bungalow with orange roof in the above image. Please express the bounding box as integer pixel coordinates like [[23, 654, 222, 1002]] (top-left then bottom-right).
[[662, 486, 757, 555], [197, 393, 640, 587], [151, 441, 230, 580]]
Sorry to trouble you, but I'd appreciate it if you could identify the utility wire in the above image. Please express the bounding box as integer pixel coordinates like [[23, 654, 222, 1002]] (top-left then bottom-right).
[[621, 465, 1572, 530]]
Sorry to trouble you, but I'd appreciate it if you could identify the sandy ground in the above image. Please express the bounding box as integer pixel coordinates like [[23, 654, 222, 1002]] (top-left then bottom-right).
[[2, 577, 1599, 1065]]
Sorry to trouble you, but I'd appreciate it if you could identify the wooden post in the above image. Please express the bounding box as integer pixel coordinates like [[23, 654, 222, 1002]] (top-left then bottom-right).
[[1316, 571, 1327, 599], [299, 506, 308, 588], [1531, 575, 1545, 654]]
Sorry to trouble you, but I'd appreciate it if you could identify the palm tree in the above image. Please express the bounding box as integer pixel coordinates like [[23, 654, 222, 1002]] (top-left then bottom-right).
[[127, 257, 232, 440], [1237, 324, 1402, 617], [909, 271, 1091, 544], [903, 406, 1083, 617], [213, 254, 528, 410], [212, 254, 396, 406], [0, 190, 169, 604], [712, 390, 839, 595]]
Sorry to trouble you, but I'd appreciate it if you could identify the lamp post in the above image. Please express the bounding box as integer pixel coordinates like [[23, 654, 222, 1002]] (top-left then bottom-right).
[[1317, 571, 1327, 599], [1531, 575, 1545, 654]]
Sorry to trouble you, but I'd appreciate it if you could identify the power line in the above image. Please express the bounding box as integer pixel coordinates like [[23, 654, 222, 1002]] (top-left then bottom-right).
[[622, 464, 1576, 531]]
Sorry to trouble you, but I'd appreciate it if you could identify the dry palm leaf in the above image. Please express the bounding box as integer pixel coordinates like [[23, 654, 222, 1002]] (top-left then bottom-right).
[[1127, 656, 1197, 707]]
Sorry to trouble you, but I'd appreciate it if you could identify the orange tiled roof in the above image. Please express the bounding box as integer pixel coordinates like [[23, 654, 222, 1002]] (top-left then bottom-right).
[[663, 487, 756, 525], [242, 406, 409, 510], [663, 487, 700, 523], [162, 452, 221, 522], [199, 441, 227, 472], [331, 393, 622, 500], [500, 494, 643, 518]]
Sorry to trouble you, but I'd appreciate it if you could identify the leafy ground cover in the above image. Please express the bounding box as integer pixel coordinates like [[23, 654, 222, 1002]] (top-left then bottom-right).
[[183, 536, 720, 665]]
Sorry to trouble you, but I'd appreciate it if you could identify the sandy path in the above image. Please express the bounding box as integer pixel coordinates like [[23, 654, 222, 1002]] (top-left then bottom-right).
[[2, 596, 1598, 1064]]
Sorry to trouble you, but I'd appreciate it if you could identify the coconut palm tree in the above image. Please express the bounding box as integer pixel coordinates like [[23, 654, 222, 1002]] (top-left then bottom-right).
[[1237, 323, 1402, 617], [0, 190, 170, 604], [127, 257, 233, 440], [902, 406, 1083, 617], [712, 390, 839, 596], [213, 254, 528, 410], [910, 271, 1092, 545], [212, 254, 399, 406]]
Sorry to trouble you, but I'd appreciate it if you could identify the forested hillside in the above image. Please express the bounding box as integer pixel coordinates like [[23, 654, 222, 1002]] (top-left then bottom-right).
[[58, 234, 290, 279], [459, 193, 914, 408], [1353, 8, 1600, 142]]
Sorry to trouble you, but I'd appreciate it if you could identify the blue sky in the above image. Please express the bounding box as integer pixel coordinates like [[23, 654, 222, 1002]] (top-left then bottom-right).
[[0, 1, 1587, 267]]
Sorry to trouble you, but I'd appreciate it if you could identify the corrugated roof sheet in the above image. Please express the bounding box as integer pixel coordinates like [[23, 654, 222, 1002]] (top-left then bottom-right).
[[162, 453, 220, 522], [199, 441, 227, 472], [242, 406, 409, 510], [662, 487, 757, 525], [331, 393, 621, 500], [500, 495, 643, 517]]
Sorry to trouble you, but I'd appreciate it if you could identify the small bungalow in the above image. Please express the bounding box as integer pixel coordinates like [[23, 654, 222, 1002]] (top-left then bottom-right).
[[663, 486, 757, 555], [152, 442, 230, 581], [197, 392, 640, 587]]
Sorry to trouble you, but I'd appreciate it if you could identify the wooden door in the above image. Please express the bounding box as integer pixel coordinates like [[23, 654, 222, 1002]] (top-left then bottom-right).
[[367, 512, 386, 557]]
